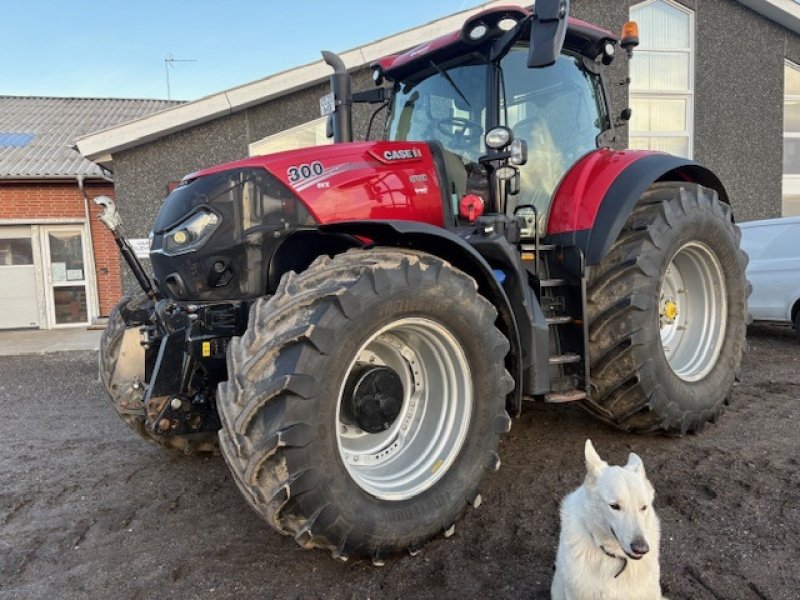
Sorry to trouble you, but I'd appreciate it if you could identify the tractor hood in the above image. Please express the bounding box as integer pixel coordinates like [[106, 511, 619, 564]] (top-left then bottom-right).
[[149, 141, 447, 301], [184, 140, 447, 228]]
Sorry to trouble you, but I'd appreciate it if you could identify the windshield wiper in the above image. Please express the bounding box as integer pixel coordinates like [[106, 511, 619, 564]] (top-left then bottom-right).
[[429, 60, 471, 108]]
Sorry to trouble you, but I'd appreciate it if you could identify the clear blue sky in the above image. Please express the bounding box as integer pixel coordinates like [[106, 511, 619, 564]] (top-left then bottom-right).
[[2, 1, 486, 101]]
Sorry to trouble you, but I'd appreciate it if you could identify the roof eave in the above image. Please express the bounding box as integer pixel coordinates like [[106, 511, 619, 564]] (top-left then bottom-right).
[[737, 0, 800, 35]]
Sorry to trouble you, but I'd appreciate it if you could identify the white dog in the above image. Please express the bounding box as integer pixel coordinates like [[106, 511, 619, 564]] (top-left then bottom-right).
[[551, 440, 666, 600]]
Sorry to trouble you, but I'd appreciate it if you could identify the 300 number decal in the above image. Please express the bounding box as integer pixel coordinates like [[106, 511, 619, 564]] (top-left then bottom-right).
[[287, 161, 324, 184]]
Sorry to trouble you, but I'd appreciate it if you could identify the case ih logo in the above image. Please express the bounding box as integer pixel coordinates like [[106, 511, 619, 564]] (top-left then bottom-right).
[[383, 148, 423, 161]]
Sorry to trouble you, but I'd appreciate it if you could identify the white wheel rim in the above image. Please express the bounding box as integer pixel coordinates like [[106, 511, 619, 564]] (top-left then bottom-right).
[[335, 318, 472, 501], [659, 242, 727, 382]]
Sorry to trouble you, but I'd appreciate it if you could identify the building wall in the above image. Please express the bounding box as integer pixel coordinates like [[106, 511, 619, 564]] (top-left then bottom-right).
[[113, 71, 377, 241], [111, 0, 798, 242], [0, 180, 121, 316], [572, 0, 796, 221]]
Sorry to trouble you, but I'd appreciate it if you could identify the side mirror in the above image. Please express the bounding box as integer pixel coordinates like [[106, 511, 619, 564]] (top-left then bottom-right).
[[528, 0, 570, 68]]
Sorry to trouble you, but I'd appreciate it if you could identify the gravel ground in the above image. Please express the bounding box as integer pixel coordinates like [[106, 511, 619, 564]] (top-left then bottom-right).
[[0, 323, 798, 600]]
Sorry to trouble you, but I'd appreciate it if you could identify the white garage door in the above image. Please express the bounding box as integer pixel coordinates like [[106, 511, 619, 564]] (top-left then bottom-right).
[[0, 227, 39, 329]]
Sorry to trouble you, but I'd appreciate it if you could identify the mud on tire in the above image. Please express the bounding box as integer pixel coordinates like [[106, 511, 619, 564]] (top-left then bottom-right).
[[217, 248, 513, 561], [583, 182, 748, 433], [99, 289, 217, 454]]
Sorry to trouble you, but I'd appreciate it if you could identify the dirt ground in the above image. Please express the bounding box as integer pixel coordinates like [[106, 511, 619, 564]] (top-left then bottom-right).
[[1, 323, 798, 600]]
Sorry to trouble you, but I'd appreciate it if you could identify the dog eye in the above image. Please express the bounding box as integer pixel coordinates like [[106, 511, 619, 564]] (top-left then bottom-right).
[[609, 503, 621, 511], [641, 505, 648, 511]]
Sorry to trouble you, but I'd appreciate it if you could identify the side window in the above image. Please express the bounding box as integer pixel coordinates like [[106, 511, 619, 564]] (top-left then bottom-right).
[[500, 48, 605, 215]]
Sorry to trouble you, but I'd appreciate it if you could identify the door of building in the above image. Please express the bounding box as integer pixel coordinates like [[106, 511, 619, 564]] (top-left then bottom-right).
[[0, 226, 39, 329], [41, 225, 92, 328]]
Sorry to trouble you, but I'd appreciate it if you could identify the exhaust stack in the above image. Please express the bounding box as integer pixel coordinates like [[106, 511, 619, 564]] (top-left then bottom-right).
[[321, 51, 353, 143]]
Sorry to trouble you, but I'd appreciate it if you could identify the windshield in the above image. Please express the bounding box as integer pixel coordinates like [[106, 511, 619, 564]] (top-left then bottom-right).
[[386, 56, 489, 162]]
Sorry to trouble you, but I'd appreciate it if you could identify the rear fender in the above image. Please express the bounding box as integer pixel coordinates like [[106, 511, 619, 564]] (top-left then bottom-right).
[[547, 149, 730, 265], [318, 220, 531, 416]]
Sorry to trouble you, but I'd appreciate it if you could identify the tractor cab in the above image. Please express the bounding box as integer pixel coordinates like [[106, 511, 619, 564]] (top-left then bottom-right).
[[376, 6, 622, 230]]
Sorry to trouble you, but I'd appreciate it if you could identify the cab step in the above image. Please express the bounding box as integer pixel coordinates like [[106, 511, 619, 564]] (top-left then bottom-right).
[[549, 353, 582, 366], [546, 315, 574, 326], [545, 390, 587, 403], [539, 278, 566, 288], [521, 243, 556, 252]]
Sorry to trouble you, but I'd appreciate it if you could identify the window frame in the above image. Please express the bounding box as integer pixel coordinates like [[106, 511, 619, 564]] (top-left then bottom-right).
[[248, 116, 331, 157], [629, 0, 695, 159], [783, 60, 800, 216]]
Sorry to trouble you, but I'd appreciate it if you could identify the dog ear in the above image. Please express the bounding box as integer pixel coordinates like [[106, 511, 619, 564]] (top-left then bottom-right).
[[626, 452, 646, 477], [584, 439, 607, 483]]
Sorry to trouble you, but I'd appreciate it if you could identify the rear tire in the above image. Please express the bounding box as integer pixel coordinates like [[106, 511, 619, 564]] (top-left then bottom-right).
[[583, 182, 748, 433], [99, 289, 217, 454], [217, 248, 513, 561]]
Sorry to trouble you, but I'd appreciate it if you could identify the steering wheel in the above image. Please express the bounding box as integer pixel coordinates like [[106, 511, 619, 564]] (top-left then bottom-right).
[[436, 117, 484, 147]]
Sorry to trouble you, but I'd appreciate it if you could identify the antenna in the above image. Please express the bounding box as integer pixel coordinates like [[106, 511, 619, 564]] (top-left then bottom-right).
[[164, 54, 198, 100]]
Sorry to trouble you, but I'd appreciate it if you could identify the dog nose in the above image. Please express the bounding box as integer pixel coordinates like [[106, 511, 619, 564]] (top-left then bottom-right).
[[630, 538, 650, 556]]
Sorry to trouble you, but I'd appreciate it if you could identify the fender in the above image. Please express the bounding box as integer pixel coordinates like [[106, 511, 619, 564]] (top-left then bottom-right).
[[547, 149, 730, 265], [318, 220, 537, 416]]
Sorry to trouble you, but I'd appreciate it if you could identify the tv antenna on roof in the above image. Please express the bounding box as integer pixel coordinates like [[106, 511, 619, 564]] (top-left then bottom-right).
[[164, 54, 198, 100]]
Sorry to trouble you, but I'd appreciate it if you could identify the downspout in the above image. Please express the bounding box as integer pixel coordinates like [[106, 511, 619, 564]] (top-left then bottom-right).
[[77, 174, 103, 321]]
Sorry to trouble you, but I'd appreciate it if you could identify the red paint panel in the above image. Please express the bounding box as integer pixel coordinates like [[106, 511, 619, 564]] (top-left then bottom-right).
[[547, 149, 660, 235], [569, 17, 617, 40], [190, 141, 445, 227], [378, 31, 462, 72]]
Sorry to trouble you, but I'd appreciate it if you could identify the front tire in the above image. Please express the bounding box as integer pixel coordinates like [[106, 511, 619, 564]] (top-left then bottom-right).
[[217, 249, 513, 561], [583, 182, 748, 433]]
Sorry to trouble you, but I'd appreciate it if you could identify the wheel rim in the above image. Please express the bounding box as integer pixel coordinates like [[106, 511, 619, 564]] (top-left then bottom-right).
[[659, 242, 727, 382], [335, 317, 472, 501]]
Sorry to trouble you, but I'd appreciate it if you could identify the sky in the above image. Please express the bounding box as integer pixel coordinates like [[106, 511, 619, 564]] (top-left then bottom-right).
[[1, 1, 487, 101]]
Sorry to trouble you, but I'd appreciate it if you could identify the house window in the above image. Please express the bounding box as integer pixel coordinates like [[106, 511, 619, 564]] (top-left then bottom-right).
[[629, 0, 694, 158], [783, 61, 800, 216], [249, 117, 330, 156]]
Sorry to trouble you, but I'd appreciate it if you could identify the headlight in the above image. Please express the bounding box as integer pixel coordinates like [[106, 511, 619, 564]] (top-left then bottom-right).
[[163, 209, 220, 254]]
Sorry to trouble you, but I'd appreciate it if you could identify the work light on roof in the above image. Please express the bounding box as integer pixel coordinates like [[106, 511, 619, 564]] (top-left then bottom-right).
[[498, 17, 519, 32], [468, 23, 488, 40]]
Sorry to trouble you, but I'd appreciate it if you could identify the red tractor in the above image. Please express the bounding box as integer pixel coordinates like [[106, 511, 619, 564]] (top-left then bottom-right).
[[96, 1, 748, 562]]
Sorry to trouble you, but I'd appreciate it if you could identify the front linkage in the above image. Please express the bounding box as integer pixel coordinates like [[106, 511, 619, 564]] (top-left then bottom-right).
[[95, 196, 240, 439]]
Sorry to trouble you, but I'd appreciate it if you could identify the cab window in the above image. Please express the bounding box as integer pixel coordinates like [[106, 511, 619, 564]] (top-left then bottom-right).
[[500, 48, 607, 216], [386, 56, 488, 162]]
